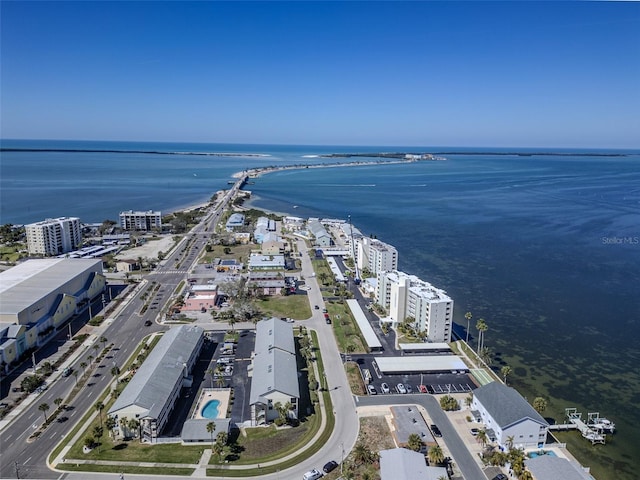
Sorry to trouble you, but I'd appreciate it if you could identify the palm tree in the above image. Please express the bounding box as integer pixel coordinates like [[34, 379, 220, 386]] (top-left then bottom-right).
[[128, 418, 140, 440], [54, 397, 64, 410], [428, 444, 445, 466], [93, 344, 99, 357], [476, 428, 489, 448], [406, 433, 422, 452], [106, 416, 117, 438], [505, 435, 515, 451], [518, 470, 534, 480], [501, 365, 513, 385], [87, 355, 94, 365], [476, 318, 488, 353], [352, 442, 372, 465], [100, 336, 108, 349], [95, 401, 104, 428], [227, 316, 236, 332], [80, 361, 87, 374], [119, 416, 129, 438], [38, 402, 50, 422], [206, 421, 216, 449], [464, 311, 472, 343], [465, 393, 473, 407], [111, 365, 120, 383], [533, 397, 547, 414]]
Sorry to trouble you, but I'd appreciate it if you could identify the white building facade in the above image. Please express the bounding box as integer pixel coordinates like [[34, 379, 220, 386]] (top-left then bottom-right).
[[375, 270, 453, 342], [25, 217, 82, 256], [119, 210, 162, 231], [471, 382, 549, 450]]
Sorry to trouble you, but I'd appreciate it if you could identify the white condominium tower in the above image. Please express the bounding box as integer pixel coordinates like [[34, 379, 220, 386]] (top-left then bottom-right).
[[119, 210, 162, 231], [375, 270, 453, 343], [356, 237, 398, 275], [25, 217, 82, 256]]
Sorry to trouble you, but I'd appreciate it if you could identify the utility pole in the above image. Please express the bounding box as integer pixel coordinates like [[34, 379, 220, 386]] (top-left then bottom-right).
[[68, 321, 73, 340], [340, 442, 344, 474]]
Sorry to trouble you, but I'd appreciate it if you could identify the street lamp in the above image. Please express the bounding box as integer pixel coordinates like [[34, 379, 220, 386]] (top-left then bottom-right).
[[340, 442, 344, 474]]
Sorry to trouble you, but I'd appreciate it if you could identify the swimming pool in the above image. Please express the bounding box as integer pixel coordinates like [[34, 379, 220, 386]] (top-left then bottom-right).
[[201, 399, 220, 419], [528, 450, 557, 459]]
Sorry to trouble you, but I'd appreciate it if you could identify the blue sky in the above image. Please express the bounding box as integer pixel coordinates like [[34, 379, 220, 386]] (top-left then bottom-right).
[[1, 1, 638, 148]]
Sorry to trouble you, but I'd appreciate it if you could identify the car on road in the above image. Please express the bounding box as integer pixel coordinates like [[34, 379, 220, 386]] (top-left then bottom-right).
[[322, 308, 328, 313], [470, 428, 480, 436], [492, 475, 508, 480], [396, 383, 407, 394], [418, 384, 428, 393], [323, 460, 338, 474], [302, 469, 323, 480], [144, 320, 152, 326], [381, 383, 390, 394], [367, 384, 377, 395], [314, 305, 319, 310], [430, 424, 442, 437]]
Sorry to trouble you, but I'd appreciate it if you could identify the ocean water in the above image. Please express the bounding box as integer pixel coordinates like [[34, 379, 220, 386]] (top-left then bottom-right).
[[2, 140, 639, 479]]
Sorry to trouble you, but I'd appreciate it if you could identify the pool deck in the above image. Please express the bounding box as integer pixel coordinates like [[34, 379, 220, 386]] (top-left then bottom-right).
[[192, 388, 231, 420]]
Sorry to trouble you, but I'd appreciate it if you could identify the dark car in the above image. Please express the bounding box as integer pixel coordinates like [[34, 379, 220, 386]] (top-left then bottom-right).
[[144, 320, 152, 326], [323, 460, 338, 473], [492, 475, 508, 480], [430, 424, 442, 437]]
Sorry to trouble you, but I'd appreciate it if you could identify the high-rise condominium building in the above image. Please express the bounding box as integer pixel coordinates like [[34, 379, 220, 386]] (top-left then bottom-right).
[[119, 210, 162, 231], [25, 217, 82, 256]]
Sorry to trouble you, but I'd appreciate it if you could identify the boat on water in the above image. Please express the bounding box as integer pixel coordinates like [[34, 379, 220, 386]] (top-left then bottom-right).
[[590, 417, 615, 433]]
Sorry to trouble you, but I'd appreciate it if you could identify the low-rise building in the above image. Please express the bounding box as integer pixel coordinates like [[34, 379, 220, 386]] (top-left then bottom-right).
[[225, 213, 245, 232], [247, 272, 286, 296], [390, 405, 436, 453], [379, 448, 447, 480], [182, 285, 217, 312], [107, 325, 204, 442], [307, 219, 332, 247], [248, 253, 285, 271], [525, 454, 593, 480], [471, 382, 549, 449], [249, 318, 300, 425]]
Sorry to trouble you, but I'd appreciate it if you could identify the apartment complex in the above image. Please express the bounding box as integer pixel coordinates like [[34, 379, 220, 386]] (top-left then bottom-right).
[[375, 270, 453, 342], [354, 236, 398, 276], [25, 217, 82, 256], [119, 210, 162, 231]]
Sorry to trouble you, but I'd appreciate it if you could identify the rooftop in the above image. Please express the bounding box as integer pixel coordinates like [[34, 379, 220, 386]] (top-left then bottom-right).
[[474, 382, 548, 429]]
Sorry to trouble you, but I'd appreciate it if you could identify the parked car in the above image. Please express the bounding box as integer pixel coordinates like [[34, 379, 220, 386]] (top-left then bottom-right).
[[367, 384, 377, 395], [314, 305, 320, 310], [492, 475, 508, 480], [470, 428, 480, 436], [323, 460, 338, 473], [418, 384, 428, 393], [302, 469, 323, 480], [381, 383, 390, 394], [430, 424, 442, 437], [405, 384, 413, 394], [396, 383, 407, 394]]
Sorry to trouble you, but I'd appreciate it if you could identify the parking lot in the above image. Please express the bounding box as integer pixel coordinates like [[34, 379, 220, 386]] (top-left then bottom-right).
[[351, 354, 477, 397]]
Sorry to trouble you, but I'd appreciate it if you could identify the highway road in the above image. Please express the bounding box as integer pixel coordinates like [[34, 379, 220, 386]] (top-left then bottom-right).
[[0, 179, 241, 479]]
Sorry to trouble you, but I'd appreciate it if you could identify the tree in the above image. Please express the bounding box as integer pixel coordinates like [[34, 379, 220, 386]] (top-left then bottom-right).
[[206, 421, 216, 449], [80, 362, 87, 374], [119, 416, 129, 438], [73, 371, 79, 385], [128, 418, 140, 440], [533, 397, 548, 414], [428, 444, 445, 466], [476, 428, 489, 448], [501, 365, 513, 385], [93, 425, 104, 439], [54, 397, 64, 409], [88, 355, 94, 365], [318, 272, 328, 285], [100, 336, 108, 349], [518, 470, 534, 480], [464, 311, 472, 344], [406, 433, 423, 452], [38, 402, 50, 422], [111, 366, 121, 383], [95, 402, 104, 427], [83, 436, 94, 449], [106, 416, 117, 439], [476, 318, 488, 353], [352, 442, 372, 465], [479, 346, 493, 365], [465, 393, 473, 407], [506, 435, 515, 451]]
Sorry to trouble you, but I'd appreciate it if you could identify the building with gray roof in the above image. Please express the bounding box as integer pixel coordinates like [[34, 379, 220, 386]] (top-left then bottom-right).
[[225, 212, 245, 232], [390, 405, 436, 453], [181, 418, 231, 443], [0, 258, 104, 371], [379, 448, 447, 480], [307, 219, 332, 247], [525, 454, 593, 480], [249, 318, 300, 426], [108, 325, 204, 442], [471, 382, 549, 449]]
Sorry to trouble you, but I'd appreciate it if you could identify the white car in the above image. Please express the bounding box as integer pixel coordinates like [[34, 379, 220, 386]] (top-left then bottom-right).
[[381, 382, 390, 394], [302, 469, 323, 480], [396, 383, 407, 394]]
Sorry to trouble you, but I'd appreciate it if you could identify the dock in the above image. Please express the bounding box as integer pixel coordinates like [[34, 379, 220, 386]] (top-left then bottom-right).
[[551, 408, 610, 445]]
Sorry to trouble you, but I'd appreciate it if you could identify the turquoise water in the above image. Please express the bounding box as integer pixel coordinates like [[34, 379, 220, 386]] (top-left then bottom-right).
[[1, 140, 639, 479], [201, 399, 220, 419], [528, 450, 557, 458]]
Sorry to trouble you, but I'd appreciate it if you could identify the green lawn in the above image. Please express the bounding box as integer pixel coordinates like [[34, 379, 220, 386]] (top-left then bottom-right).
[[256, 295, 312, 320], [328, 302, 367, 354], [56, 464, 195, 476]]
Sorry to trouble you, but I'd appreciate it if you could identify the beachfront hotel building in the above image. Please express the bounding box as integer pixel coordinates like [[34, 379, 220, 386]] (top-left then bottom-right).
[[354, 236, 398, 276], [249, 318, 300, 425], [25, 217, 82, 256], [375, 270, 453, 343], [119, 210, 162, 231], [0, 259, 105, 371], [108, 325, 204, 442], [471, 382, 549, 449]]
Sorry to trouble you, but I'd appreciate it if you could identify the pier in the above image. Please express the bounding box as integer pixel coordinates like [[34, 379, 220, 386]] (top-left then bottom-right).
[[549, 408, 609, 445]]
